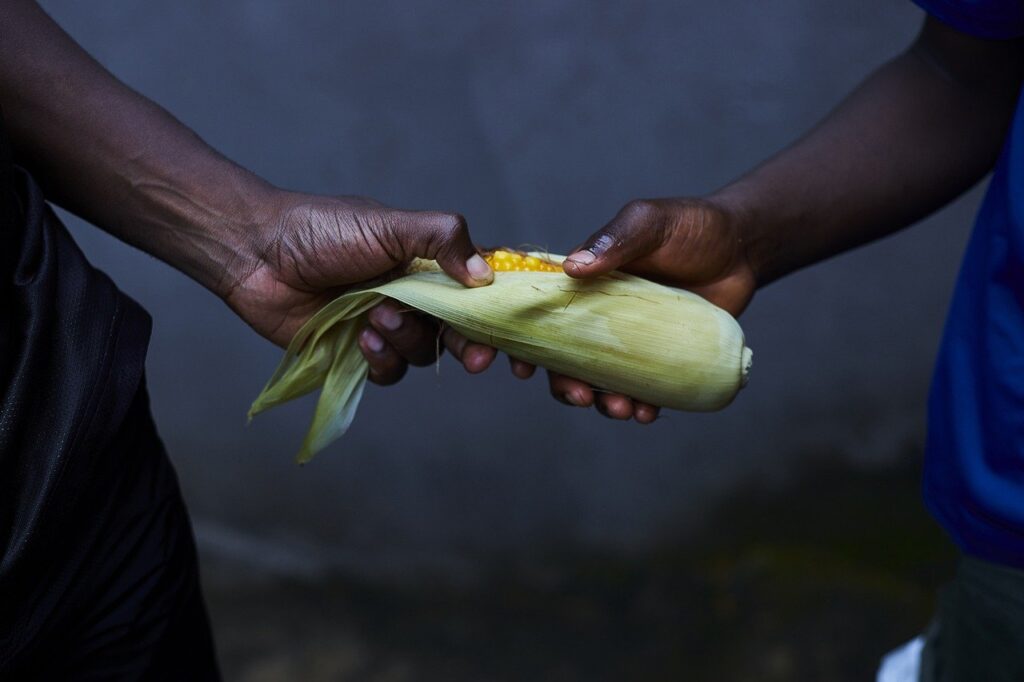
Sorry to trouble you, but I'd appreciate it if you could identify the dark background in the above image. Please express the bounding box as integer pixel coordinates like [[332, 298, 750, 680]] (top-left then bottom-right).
[[43, 1, 969, 679]]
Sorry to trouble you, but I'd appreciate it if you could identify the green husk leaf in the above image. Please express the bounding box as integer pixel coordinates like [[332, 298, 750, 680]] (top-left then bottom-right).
[[295, 321, 370, 464], [251, 254, 751, 463], [248, 293, 384, 421]]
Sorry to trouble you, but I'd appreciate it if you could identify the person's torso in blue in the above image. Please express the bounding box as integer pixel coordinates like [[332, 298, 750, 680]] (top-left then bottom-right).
[[914, 0, 1024, 567]]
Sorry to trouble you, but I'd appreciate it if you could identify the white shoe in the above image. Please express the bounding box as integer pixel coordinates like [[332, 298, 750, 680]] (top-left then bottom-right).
[[876, 635, 925, 682]]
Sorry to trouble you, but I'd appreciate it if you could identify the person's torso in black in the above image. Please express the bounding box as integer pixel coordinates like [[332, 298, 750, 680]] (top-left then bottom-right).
[[0, 106, 219, 678]]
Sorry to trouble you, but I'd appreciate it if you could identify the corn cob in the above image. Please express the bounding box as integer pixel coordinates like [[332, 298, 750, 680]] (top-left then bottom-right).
[[484, 249, 562, 272], [250, 249, 753, 463]]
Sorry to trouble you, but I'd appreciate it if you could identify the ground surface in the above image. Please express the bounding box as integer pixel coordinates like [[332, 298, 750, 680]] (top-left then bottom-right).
[[205, 456, 956, 681]]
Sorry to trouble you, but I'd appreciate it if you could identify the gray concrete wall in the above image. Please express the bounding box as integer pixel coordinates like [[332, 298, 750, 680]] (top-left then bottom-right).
[[41, 0, 979, 580]]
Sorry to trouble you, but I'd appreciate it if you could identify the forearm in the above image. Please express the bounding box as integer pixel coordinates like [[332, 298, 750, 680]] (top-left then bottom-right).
[[0, 0, 274, 296], [712, 18, 1023, 286]]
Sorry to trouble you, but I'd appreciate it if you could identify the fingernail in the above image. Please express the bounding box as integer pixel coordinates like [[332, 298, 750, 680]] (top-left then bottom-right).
[[564, 392, 584, 407], [362, 328, 385, 353], [466, 254, 493, 283], [566, 250, 596, 266], [376, 306, 403, 331]]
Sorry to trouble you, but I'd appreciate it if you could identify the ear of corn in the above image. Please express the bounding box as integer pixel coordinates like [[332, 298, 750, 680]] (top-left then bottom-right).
[[484, 249, 562, 272], [250, 250, 752, 464]]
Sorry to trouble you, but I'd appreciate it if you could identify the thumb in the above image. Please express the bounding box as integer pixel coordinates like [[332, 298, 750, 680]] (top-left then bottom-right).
[[563, 200, 668, 279], [391, 210, 493, 287]]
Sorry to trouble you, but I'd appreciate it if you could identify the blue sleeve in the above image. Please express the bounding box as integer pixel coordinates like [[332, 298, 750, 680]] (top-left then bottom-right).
[[913, 0, 1024, 39]]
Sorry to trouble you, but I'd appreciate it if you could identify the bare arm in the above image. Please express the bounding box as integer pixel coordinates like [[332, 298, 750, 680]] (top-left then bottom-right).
[[0, 0, 496, 384], [716, 16, 1024, 286], [536, 17, 1024, 421], [0, 0, 279, 296]]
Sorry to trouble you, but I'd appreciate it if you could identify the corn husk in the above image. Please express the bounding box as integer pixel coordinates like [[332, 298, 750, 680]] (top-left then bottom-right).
[[250, 254, 752, 463]]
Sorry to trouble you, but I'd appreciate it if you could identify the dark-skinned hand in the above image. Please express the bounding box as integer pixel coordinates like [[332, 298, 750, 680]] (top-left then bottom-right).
[[223, 191, 495, 386], [439, 197, 756, 424]]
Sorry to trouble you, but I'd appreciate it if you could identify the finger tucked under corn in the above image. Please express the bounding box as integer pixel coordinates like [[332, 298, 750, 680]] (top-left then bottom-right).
[[251, 250, 752, 463]]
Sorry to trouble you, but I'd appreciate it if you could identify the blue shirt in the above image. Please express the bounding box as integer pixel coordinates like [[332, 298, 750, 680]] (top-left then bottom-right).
[[915, 0, 1024, 567]]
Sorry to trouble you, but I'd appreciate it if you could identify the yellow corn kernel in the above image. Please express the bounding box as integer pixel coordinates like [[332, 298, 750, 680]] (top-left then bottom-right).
[[483, 249, 561, 273]]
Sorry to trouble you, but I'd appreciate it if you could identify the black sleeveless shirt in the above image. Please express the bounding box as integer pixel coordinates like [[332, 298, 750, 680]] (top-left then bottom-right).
[[0, 105, 161, 664]]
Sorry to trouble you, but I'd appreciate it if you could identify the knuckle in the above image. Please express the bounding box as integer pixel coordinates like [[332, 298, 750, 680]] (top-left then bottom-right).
[[547, 373, 565, 397], [435, 212, 469, 245], [409, 212, 471, 261], [445, 211, 469, 232], [364, 351, 389, 373], [367, 304, 389, 327], [620, 199, 658, 224], [442, 328, 465, 357], [376, 209, 405, 239], [370, 361, 407, 386], [368, 304, 405, 335]]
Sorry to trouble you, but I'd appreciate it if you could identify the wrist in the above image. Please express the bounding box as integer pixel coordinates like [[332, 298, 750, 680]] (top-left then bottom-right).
[[147, 169, 282, 301], [705, 184, 765, 285]]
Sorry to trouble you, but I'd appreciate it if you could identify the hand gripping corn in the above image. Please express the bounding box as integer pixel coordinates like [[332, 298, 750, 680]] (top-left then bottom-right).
[[250, 250, 753, 463]]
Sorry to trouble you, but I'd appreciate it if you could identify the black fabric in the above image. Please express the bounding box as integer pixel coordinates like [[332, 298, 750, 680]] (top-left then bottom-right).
[[0, 115, 219, 678], [920, 555, 1024, 681]]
